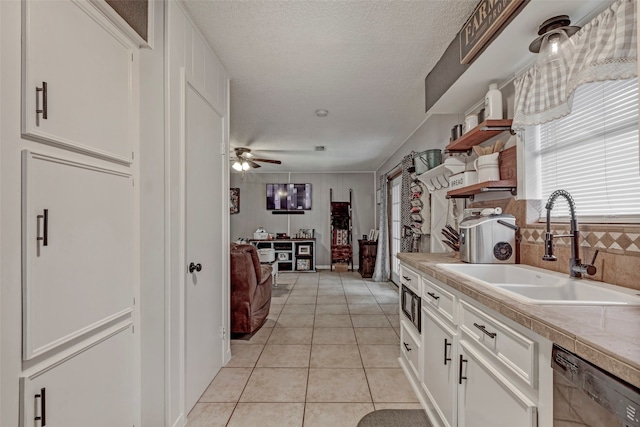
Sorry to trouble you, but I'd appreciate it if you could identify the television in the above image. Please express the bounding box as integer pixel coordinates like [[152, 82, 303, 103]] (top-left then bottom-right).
[[266, 183, 312, 210]]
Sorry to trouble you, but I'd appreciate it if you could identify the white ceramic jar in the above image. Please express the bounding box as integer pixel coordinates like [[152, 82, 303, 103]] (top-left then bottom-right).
[[484, 83, 503, 120]]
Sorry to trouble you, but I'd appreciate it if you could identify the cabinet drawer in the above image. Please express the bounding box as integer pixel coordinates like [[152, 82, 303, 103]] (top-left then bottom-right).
[[400, 320, 421, 381], [460, 301, 536, 388], [400, 264, 420, 295], [422, 276, 456, 326]]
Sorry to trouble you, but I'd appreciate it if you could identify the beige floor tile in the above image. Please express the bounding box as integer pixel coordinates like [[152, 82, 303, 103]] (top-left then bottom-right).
[[348, 303, 383, 314], [310, 344, 362, 368], [386, 314, 400, 327], [275, 314, 315, 328], [351, 315, 391, 328], [256, 344, 311, 368], [374, 295, 399, 304], [373, 402, 424, 410], [343, 287, 372, 296], [315, 304, 349, 315], [312, 327, 357, 345], [230, 327, 273, 345], [303, 403, 375, 427], [269, 304, 284, 315], [346, 295, 378, 305], [379, 304, 399, 315], [240, 368, 308, 402], [226, 345, 264, 368], [186, 403, 236, 427], [199, 368, 252, 402], [286, 295, 317, 305], [359, 345, 401, 368], [354, 327, 399, 345], [317, 288, 346, 296], [317, 295, 348, 305], [281, 304, 316, 315], [365, 368, 419, 403], [267, 327, 313, 344], [314, 314, 353, 328], [227, 403, 305, 427], [289, 288, 318, 296], [306, 368, 372, 403]]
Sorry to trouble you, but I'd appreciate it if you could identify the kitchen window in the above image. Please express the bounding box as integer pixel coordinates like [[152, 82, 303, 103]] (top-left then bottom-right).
[[523, 77, 640, 223]]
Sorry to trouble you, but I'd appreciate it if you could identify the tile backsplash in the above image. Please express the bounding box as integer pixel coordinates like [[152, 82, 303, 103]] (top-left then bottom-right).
[[469, 199, 640, 291]]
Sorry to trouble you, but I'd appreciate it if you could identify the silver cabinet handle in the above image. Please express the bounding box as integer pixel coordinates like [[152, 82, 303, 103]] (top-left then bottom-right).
[[36, 82, 48, 121]]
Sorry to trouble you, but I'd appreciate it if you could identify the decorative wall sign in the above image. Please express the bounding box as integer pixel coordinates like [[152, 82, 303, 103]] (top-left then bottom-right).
[[459, 0, 525, 64], [230, 188, 240, 214]]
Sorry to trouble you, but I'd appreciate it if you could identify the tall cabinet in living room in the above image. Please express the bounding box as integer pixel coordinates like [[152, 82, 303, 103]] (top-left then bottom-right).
[[1, 1, 141, 425]]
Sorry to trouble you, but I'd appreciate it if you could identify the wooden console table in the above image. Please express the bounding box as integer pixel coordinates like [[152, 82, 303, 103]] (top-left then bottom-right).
[[358, 240, 378, 278]]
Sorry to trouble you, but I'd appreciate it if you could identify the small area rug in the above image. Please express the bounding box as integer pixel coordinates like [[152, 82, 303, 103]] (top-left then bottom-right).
[[357, 409, 432, 427]]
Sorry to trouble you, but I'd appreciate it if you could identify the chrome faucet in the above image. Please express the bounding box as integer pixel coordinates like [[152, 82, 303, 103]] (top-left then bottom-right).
[[542, 190, 598, 278]]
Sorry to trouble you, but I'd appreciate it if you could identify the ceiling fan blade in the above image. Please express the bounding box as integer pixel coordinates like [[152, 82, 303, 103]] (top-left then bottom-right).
[[246, 160, 261, 168], [252, 158, 282, 164]]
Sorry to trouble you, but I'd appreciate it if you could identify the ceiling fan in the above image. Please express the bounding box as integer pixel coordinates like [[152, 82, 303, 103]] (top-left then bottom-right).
[[231, 147, 282, 171]]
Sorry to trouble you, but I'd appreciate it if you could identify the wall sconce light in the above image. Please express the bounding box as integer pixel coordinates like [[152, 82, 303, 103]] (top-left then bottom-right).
[[529, 15, 580, 68]]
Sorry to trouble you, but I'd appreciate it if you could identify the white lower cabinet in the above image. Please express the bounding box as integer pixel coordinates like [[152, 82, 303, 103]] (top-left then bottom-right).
[[400, 320, 422, 381], [20, 326, 134, 427], [399, 262, 551, 427], [457, 341, 537, 427], [422, 307, 457, 427]]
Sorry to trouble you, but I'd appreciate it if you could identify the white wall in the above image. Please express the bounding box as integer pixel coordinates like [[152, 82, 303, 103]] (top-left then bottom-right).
[[230, 172, 375, 267], [139, 1, 165, 426]]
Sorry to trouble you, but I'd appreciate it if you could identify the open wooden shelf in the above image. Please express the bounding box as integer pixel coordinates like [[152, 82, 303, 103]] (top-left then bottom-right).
[[446, 179, 517, 198], [445, 119, 513, 152]]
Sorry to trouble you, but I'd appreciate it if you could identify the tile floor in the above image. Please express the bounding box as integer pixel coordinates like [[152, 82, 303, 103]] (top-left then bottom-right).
[[186, 271, 421, 427]]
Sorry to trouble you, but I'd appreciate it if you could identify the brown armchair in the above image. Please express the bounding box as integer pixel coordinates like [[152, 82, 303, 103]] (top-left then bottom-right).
[[230, 243, 272, 335]]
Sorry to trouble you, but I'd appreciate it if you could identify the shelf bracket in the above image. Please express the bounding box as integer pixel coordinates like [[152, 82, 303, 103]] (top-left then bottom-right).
[[480, 125, 515, 135]]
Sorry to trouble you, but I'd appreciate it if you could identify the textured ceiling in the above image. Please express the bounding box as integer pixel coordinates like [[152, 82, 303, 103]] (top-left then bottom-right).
[[183, 0, 478, 172]]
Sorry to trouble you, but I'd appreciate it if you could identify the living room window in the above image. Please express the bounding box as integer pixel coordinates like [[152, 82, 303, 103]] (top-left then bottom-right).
[[523, 77, 640, 223]]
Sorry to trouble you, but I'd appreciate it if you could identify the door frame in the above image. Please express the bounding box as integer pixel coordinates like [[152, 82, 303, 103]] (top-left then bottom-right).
[[387, 169, 402, 284], [175, 68, 230, 420]]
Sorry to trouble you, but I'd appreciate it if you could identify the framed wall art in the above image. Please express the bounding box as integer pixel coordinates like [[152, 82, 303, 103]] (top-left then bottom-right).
[[230, 188, 240, 214]]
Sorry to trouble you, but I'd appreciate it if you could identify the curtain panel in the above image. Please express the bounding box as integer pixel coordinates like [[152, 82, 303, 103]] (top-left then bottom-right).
[[512, 0, 637, 129], [372, 174, 390, 282]]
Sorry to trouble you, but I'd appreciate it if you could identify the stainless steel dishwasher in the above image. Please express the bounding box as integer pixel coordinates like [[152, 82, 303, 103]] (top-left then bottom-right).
[[552, 344, 640, 426]]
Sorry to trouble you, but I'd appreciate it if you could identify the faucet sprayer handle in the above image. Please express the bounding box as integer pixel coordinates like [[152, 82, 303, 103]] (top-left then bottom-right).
[[542, 232, 557, 261]]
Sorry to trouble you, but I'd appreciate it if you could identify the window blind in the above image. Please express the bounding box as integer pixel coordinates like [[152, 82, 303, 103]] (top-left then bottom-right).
[[527, 78, 640, 221]]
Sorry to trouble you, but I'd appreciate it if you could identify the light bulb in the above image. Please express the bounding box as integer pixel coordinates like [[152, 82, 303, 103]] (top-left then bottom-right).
[[232, 161, 242, 171], [242, 161, 250, 171]]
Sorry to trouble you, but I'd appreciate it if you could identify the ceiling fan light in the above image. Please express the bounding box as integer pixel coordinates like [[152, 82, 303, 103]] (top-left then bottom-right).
[[241, 161, 250, 171], [232, 161, 243, 171]]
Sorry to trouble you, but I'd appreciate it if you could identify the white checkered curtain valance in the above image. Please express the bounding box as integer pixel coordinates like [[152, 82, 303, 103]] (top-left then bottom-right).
[[512, 0, 637, 129]]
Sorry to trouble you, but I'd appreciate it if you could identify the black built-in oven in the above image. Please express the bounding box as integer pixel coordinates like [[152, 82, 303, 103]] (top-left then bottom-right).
[[401, 284, 421, 332]]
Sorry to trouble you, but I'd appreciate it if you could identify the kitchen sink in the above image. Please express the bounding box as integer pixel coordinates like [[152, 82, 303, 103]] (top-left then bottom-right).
[[436, 263, 640, 306]]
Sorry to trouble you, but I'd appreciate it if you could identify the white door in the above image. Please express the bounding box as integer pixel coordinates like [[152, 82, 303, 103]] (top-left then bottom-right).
[[184, 81, 225, 413], [390, 175, 402, 283]]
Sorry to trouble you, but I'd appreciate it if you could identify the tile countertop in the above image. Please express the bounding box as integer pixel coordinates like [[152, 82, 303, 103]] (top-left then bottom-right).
[[397, 252, 640, 389]]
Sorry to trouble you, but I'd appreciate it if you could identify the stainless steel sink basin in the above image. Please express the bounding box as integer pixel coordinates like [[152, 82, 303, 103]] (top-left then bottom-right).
[[437, 263, 640, 306]]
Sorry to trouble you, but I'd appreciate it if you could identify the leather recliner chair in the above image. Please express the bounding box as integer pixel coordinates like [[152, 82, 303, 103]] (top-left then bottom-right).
[[230, 243, 272, 335]]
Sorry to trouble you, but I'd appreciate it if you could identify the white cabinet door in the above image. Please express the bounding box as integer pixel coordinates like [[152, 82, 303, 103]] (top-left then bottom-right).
[[21, 326, 134, 427], [458, 341, 537, 427], [422, 308, 457, 427], [22, 0, 134, 163], [22, 151, 134, 359]]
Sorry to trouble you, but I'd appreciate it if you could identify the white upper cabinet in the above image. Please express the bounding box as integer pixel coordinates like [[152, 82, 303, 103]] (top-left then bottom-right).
[[22, 0, 135, 164], [22, 150, 134, 360]]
